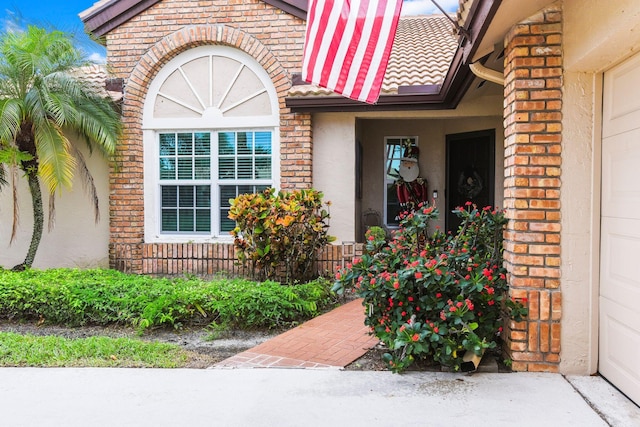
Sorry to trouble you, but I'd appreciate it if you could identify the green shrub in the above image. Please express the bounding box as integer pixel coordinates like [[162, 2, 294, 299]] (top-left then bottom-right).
[[333, 203, 527, 372], [228, 188, 335, 285], [0, 269, 334, 331]]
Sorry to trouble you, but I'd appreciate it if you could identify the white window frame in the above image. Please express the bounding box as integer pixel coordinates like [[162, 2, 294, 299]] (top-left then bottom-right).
[[383, 136, 418, 227], [143, 45, 280, 243]]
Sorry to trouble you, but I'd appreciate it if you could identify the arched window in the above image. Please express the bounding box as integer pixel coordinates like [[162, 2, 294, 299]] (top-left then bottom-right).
[[143, 45, 280, 242]]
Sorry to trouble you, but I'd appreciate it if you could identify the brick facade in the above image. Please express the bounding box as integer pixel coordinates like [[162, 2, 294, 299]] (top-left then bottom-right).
[[502, 3, 563, 372], [104, 0, 312, 273]]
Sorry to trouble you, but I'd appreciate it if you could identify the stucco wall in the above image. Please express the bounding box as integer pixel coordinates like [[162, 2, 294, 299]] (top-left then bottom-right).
[[0, 139, 110, 269], [312, 113, 357, 243], [560, 0, 640, 374]]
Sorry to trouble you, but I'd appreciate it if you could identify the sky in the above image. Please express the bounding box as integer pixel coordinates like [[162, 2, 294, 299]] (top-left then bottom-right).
[[0, 0, 459, 63]]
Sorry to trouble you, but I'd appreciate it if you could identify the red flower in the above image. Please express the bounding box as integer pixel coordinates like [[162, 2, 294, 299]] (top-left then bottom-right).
[[401, 311, 406, 317], [411, 334, 420, 342], [415, 271, 423, 279], [335, 272, 341, 280], [488, 300, 495, 306], [393, 281, 400, 289], [435, 268, 442, 275], [435, 293, 442, 298], [433, 327, 439, 334]]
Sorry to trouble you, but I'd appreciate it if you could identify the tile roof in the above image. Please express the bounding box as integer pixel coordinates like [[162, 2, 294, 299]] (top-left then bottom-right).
[[74, 64, 123, 102], [289, 15, 458, 98]]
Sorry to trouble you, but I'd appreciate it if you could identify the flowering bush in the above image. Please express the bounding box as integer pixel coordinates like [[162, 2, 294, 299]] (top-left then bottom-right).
[[333, 203, 527, 372]]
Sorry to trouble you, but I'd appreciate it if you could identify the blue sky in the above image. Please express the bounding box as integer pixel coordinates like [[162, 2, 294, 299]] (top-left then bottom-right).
[[0, 0, 459, 63], [0, 0, 106, 61]]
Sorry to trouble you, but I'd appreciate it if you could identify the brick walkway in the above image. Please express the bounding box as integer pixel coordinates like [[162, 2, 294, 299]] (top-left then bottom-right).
[[214, 298, 379, 369]]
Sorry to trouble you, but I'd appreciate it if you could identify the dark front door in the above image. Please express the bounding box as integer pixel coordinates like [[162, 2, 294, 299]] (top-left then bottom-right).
[[446, 129, 495, 233]]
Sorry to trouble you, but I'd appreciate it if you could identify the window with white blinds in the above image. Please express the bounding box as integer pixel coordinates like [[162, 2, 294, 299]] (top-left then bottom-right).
[[159, 130, 273, 235]]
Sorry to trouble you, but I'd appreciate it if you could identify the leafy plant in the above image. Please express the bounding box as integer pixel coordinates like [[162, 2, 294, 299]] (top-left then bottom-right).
[[228, 188, 335, 284], [333, 203, 527, 372], [0, 269, 335, 331]]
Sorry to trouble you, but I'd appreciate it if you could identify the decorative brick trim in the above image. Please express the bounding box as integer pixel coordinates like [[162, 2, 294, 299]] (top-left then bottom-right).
[[111, 242, 363, 279], [502, 2, 562, 372]]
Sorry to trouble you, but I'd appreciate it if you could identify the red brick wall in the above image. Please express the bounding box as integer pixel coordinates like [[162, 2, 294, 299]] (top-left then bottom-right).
[[502, 3, 563, 372], [104, 0, 312, 273]]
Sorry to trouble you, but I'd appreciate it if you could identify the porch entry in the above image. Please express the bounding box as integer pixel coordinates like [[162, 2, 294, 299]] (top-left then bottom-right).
[[445, 129, 495, 233], [599, 51, 640, 406]]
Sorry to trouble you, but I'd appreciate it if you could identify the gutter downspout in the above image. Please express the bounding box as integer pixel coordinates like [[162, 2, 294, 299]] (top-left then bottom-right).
[[469, 61, 504, 85]]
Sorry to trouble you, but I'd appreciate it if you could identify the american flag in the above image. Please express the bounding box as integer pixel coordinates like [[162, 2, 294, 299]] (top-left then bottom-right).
[[301, 0, 403, 104]]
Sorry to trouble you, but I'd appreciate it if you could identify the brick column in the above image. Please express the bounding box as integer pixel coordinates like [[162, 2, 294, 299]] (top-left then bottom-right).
[[502, 3, 562, 372]]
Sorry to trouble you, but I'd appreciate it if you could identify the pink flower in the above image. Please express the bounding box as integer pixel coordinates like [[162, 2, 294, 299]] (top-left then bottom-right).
[[393, 282, 400, 289], [435, 269, 442, 276], [433, 327, 439, 333], [415, 271, 423, 279], [335, 272, 341, 280]]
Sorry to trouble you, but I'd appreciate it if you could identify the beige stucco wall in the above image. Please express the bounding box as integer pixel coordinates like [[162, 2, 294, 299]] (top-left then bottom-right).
[[560, 0, 640, 374], [0, 138, 110, 269], [312, 88, 503, 243]]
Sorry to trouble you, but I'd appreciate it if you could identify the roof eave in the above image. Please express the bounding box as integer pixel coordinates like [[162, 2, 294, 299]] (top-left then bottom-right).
[[261, 0, 307, 20], [81, 0, 163, 38]]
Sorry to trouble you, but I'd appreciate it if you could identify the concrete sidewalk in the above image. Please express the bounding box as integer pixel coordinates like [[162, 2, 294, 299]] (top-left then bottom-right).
[[1, 368, 639, 426]]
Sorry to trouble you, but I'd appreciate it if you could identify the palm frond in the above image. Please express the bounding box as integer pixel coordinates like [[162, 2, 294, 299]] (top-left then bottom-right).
[[71, 144, 100, 223], [0, 98, 23, 147], [10, 165, 19, 244], [33, 120, 75, 193]]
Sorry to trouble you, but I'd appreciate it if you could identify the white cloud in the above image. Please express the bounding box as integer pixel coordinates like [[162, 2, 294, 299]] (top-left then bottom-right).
[[88, 51, 106, 64], [401, 0, 459, 16]]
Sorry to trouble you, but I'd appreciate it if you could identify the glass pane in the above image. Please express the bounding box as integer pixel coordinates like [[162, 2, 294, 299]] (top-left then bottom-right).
[[177, 158, 193, 179], [178, 209, 194, 231], [255, 132, 272, 155], [238, 185, 252, 195], [255, 185, 270, 193], [237, 132, 252, 155], [177, 133, 193, 155], [159, 158, 176, 180], [195, 210, 211, 232], [220, 212, 235, 233], [386, 184, 401, 225], [194, 133, 210, 155], [255, 157, 271, 179], [178, 186, 194, 207], [194, 158, 210, 179], [219, 158, 235, 179], [237, 157, 252, 179], [218, 132, 235, 155], [162, 209, 178, 231], [195, 185, 211, 208], [220, 186, 237, 208], [159, 133, 176, 156], [161, 186, 177, 207]]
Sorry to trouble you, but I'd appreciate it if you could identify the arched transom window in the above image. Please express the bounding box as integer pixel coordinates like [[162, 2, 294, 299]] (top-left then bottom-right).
[[143, 45, 280, 242]]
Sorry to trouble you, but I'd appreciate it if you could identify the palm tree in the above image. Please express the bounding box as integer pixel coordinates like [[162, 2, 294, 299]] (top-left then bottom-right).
[[0, 26, 121, 270]]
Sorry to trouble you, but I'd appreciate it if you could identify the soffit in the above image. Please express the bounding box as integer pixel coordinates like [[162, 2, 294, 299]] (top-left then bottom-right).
[[464, 0, 557, 62]]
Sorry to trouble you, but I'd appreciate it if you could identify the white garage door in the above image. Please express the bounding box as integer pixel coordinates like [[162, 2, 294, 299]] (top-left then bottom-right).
[[600, 52, 640, 405]]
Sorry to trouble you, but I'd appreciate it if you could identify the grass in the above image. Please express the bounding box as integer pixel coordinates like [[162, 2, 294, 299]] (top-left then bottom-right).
[[0, 332, 189, 368]]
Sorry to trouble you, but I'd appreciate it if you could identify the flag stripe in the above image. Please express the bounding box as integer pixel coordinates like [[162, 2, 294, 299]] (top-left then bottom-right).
[[302, 0, 402, 104]]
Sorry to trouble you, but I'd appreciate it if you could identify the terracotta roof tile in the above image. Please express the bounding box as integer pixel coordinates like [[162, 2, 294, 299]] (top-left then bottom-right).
[[74, 64, 123, 102], [289, 15, 457, 98]]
